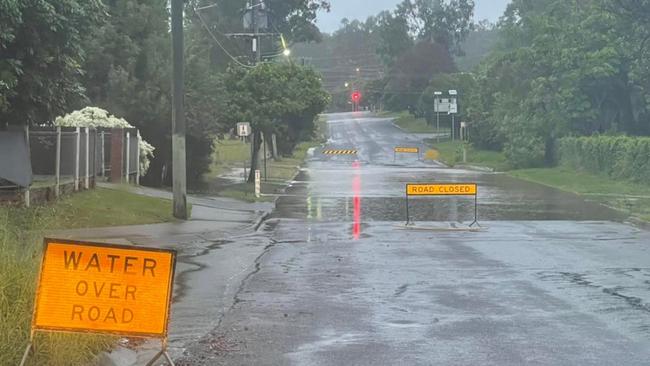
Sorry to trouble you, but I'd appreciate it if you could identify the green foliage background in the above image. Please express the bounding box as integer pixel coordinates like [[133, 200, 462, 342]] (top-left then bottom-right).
[[558, 136, 650, 183]]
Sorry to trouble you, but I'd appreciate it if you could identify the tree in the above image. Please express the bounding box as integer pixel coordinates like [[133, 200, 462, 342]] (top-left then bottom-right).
[[223, 63, 329, 182], [464, 0, 650, 167], [383, 41, 456, 111], [0, 0, 105, 126], [396, 0, 475, 55], [372, 11, 414, 67]]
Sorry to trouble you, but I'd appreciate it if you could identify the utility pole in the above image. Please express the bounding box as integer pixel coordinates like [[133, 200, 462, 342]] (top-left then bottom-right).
[[171, 0, 187, 220], [252, 0, 261, 64]]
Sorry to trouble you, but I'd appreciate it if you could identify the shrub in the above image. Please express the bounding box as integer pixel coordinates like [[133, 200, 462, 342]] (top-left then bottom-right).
[[558, 135, 650, 182], [54, 107, 155, 175]]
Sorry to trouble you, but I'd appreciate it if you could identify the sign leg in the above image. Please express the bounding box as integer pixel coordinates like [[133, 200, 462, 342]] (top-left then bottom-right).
[[164, 351, 176, 365], [470, 194, 480, 227], [405, 194, 410, 226], [19, 343, 32, 366], [145, 350, 164, 366]]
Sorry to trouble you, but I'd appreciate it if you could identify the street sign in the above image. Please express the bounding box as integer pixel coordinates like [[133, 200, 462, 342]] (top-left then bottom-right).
[[32, 239, 176, 338], [404, 183, 480, 227], [449, 101, 458, 114], [406, 183, 476, 196], [394, 147, 420, 161], [434, 97, 458, 114], [237, 122, 251, 137], [394, 147, 419, 154]]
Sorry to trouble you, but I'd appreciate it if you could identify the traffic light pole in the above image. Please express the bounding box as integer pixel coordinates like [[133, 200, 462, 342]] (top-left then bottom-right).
[[171, 0, 187, 220]]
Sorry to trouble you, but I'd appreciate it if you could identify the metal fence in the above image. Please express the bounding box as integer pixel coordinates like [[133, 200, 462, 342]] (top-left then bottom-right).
[[1, 126, 140, 206]]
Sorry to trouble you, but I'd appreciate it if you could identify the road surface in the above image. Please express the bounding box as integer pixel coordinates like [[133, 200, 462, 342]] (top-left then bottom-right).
[[178, 112, 650, 365]]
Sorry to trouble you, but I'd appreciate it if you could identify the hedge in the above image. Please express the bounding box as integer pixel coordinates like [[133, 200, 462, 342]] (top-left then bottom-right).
[[558, 136, 650, 183]]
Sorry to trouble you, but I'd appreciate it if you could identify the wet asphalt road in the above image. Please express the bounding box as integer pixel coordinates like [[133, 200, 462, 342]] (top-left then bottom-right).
[[179, 112, 650, 365]]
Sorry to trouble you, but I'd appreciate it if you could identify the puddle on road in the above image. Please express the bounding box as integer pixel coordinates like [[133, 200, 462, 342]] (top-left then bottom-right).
[[272, 166, 625, 223]]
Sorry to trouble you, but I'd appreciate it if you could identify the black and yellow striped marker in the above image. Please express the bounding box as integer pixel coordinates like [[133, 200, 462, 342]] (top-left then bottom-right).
[[322, 149, 358, 155]]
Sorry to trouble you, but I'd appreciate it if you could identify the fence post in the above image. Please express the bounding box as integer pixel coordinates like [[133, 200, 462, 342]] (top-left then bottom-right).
[[85, 127, 90, 189], [125, 131, 130, 184], [24, 125, 30, 207], [55, 127, 61, 197], [136, 131, 141, 186], [92, 129, 97, 187], [100, 131, 105, 176], [74, 127, 80, 191], [272, 133, 278, 159]]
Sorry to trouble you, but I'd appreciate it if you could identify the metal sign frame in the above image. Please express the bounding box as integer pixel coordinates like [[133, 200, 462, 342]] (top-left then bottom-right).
[[20, 238, 178, 366], [405, 183, 479, 227]]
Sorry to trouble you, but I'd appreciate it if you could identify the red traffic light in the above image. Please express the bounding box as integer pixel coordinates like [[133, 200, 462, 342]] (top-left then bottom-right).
[[351, 91, 362, 102]]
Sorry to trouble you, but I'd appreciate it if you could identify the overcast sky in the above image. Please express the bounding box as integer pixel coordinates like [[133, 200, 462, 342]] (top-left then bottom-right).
[[315, 0, 511, 34]]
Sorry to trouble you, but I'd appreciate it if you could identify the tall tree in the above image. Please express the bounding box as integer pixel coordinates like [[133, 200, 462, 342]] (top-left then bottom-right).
[[0, 0, 104, 126], [396, 0, 474, 55]]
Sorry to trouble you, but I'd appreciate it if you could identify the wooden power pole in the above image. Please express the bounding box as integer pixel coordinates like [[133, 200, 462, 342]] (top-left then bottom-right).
[[171, 0, 187, 219]]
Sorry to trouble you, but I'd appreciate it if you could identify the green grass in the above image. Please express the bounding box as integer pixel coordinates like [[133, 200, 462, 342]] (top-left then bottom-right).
[[208, 139, 252, 179], [206, 123, 326, 201], [424, 140, 650, 222], [426, 140, 510, 171], [510, 167, 650, 221], [385, 111, 451, 135], [0, 188, 176, 365], [217, 141, 319, 202]]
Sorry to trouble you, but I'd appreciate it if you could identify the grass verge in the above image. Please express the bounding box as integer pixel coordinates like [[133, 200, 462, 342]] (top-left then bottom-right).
[[207, 116, 328, 202], [510, 167, 650, 221], [383, 111, 450, 135], [426, 140, 510, 171], [0, 188, 175, 365], [428, 139, 650, 222]]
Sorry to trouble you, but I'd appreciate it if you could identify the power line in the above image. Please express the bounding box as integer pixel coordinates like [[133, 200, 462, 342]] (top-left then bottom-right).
[[193, 7, 256, 69]]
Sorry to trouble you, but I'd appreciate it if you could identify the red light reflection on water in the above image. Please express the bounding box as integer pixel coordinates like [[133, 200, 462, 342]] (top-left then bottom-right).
[[352, 161, 362, 240]]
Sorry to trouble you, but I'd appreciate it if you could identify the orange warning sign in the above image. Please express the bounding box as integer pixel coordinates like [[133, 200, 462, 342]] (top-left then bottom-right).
[[394, 147, 419, 154], [33, 239, 176, 338], [407, 183, 477, 196]]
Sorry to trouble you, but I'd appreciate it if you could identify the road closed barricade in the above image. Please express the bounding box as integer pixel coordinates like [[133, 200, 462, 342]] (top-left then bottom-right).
[[394, 147, 420, 161], [405, 183, 480, 227], [21, 238, 177, 366]]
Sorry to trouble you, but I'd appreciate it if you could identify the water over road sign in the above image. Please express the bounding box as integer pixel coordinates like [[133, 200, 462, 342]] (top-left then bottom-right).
[[33, 239, 176, 338]]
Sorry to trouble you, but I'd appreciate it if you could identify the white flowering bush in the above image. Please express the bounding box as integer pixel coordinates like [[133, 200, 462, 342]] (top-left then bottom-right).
[[55, 107, 155, 175]]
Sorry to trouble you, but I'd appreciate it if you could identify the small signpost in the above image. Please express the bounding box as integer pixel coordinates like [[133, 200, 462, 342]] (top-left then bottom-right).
[[237, 122, 251, 137], [21, 239, 177, 366], [255, 169, 261, 198], [394, 147, 420, 161], [405, 183, 479, 227]]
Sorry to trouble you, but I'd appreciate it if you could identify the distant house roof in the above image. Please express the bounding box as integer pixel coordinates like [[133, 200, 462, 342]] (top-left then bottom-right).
[[0, 130, 32, 188]]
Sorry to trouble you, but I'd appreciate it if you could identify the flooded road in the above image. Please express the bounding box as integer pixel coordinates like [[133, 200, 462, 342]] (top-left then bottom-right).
[[179, 112, 650, 365]]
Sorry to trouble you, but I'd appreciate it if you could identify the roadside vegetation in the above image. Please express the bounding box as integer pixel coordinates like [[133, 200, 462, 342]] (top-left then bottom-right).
[[0, 189, 175, 365], [298, 0, 650, 225], [430, 141, 650, 223], [426, 140, 509, 171], [203, 115, 328, 202]]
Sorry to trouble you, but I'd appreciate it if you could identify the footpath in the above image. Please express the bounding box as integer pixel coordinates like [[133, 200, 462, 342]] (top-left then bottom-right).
[[50, 183, 275, 365]]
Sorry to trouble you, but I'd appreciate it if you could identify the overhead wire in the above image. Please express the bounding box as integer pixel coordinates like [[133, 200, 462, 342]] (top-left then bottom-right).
[[193, 6, 256, 69]]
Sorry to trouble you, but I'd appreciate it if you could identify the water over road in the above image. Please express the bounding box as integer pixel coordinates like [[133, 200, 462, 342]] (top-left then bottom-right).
[[178, 112, 650, 365]]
